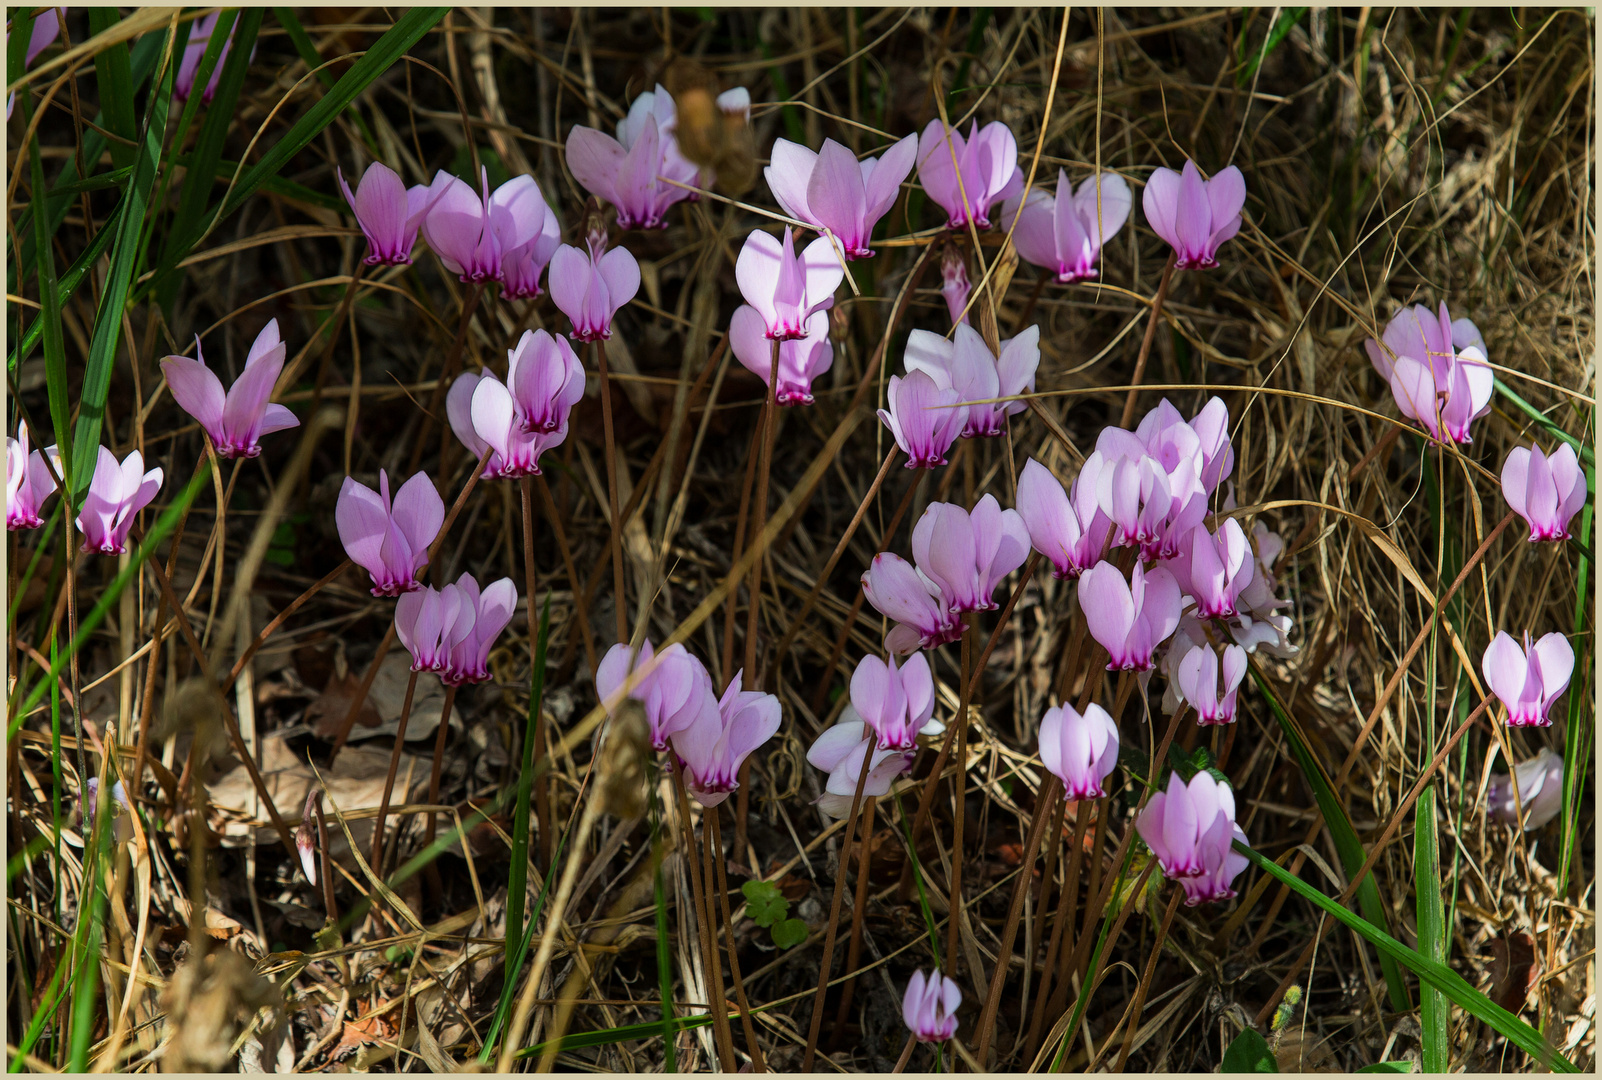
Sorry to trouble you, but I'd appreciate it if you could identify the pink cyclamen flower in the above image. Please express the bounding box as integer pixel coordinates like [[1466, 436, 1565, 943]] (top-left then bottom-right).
[[940, 244, 972, 327], [395, 574, 517, 685], [735, 227, 844, 341], [1002, 169, 1132, 283], [335, 469, 444, 596], [765, 133, 919, 259], [463, 370, 570, 478], [5, 7, 60, 120], [879, 371, 965, 469], [567, 84, 700, 230], [862, 552, 966, 655], [1136, 770, 1248, 898], [7, 420, 61, 530], [1482, 631, 1573, 728], [910, 494, 1031, 614], [1078, 560, 1182, 672], [596, 639, 712, 751], [422, 168, 552, 285], [730, 305, 833, 406], [1365, 303, 1492, 445], [806, 716, 914, 818], [76, 447, 163, 556], [1175, 643, 1247, 725], [497, 205, 562, 300], [669, 668, 782, 808], [902, 970, 961, 1043], [1177, 519, 1254, 620], [1141, 160, 1246, 270], [1038, 702, 1120, 800], [1487, 747, 1565, 831], [1502, 443, 1586, 542], [549, 237, 641, 343], [850, 651, 938, 751], [176, 11, 253, 106], [916, 119, 1022, 230], [1016, 457, 1111, 580], [337, 164, 451, 267], [160, 319, 299, 459], [903, 324, 1039, 438], [507, 329, 585, 434]]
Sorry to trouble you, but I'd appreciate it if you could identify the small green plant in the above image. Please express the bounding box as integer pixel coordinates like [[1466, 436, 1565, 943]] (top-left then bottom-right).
[[741, 879, 808, 950]]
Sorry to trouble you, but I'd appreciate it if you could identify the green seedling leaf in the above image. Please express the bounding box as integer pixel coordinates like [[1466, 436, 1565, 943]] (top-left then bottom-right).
[[1221, 1028, 1277, 1072], [1357, 1063, 1415, 1074], [741, 879, 788, 928], [770, 918, 809, 950]]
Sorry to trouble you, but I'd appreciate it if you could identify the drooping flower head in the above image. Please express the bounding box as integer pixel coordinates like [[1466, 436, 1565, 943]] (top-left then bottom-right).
[[730, 306, 834, 406], [567, 83, 701, 230], [1365, 302, 1492, 445], [735, 227, 844, 340], [765, 133, 919, 260], [903, 324, 1039, 438], [909, 494, 1031, 615], [338, 164, 452, 267], [1175, 643, 1247, 725], [878, 370, 965, 469], [459, 370, 570, 478], [902, 970, 962, 1043], [395, 573, 517, 685], [1141, 160, 1246, 270], [422, 168, 553, 286], [916, 119, 1022, 230], [335, 469, 444, 596], [939, 243, 972, 327], [161, 320, 300, 459], [1002, 169, 1132, 283], [506, 329, 586, 435], [1482, 630, 1573, 728], [1502, 442, 1587, 543], [76, 447, 163, 556], [7, 420, 61, 531], [549, 235, 641, 343], [849, 651, 939, 751], [861, 552, 966, 655], [1078, 560, 1182, 672], [1015, 457, 1111, 580], [1172, 519, 1255, 621], [596, 639, 714, 751], [1136, 770, 1249, 905], [1486, 747, 1565, 831], [1038, 702, 1120, 800], [668, 668, 782, 807]]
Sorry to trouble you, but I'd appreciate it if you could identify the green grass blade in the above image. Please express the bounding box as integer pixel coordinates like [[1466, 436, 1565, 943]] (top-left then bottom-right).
[[9, 205, 122, 374], [519, 1013, 718, 1058], [66, 28, 177, 501], [86, 7, 138, 172], [1238, 8, 1310, 86], [211, 8, 446, 226], [1559, 501, 1593, 893], [272, 8, 382, 153], [1249, 665, 1412, 1013], [28, 114, 73, 481], [1237, 842, 1576, 1072], [1415, 786, 1447, 1070], [9, 460, 213, 732], [154, 8, 264, 313]]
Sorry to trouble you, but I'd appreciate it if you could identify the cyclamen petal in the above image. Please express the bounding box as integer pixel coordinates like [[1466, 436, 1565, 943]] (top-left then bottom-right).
[[917, 119, 1021, 229], [508, 329, 586, 434], [1486, 747, 1565, 831], [1482, 630, 1573, 728], [862, 553, 965, 654], [730, 305, 834, 406], [1175, 644, 1247, 725], [6, 421, 61, 531], [1038, 703, 1120, 799], [878, 371, 965, 469], [735, 229, 843, 340], [422, 167, 553, 286], [669, 668, 781, 807], [338, 163, 450, 266], [1502, 443, 1586, 542], [764, 133, 918, 259], [902, 970, 962, 1043], [549, 241, 640, 342], [1002, 169, 1132, 282], [1136, 770, 1247, 900], [162, 321, 299, 459]]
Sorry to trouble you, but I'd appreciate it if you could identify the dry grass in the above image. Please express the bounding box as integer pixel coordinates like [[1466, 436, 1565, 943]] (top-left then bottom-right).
[[5, 6, 1594, 1073]]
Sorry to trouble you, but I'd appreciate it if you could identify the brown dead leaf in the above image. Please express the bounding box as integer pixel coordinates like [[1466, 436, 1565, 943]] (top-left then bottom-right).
[[1488, 930, 1541, 1014], [305, 669, 383, 739]]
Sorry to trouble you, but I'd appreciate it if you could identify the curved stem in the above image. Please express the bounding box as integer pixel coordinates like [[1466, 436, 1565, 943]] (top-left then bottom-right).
[[594, 338, 627, 644], [370, 668, 418, 872], [1118, 254, 1177, 429]]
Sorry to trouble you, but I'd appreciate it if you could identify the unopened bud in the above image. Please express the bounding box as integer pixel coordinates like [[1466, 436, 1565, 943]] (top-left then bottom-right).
[[297, 789, 323, 887], [940, 244, 972, 328]]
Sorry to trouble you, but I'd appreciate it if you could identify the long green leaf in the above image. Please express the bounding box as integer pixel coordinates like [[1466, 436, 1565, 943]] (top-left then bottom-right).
[[1250, 665, 1412, 1013], [213, 8, 445, 226], [1559, 501, 1593, 892], [1495, 377, 1595, 473], [1237, 842, 1575, 1072], [86, 7, 138, 172], [28, 106, 73, 481], [154, 8, 263, 313], [9, 459, 213, 731], [1415, 787, 1447, 1069], [9, 205, 122, 373], [66, 26, 177, 501], [272, 8, 382, 153]]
